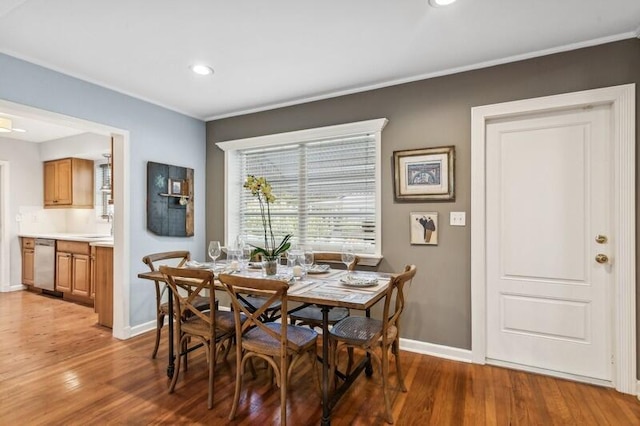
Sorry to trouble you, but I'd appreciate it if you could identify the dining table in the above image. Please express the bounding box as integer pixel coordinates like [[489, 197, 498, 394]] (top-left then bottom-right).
[[138, 263, 392, 426]]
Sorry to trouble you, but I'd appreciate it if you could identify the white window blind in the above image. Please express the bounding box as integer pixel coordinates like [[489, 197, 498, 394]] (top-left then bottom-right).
[[237, 134, 377, 254], [218, 118, 387, 261]]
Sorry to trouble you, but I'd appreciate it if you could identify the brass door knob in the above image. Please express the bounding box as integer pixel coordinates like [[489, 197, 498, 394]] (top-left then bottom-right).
[[595, 254, 609, 264], [595, 235, 608, 244]]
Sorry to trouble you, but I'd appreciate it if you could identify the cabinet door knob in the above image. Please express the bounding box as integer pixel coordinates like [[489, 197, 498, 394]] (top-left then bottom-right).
[[595, 254, 609, 264]]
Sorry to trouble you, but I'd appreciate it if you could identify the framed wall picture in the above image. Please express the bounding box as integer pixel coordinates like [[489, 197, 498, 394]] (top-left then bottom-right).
[[168, 178, 183, 196], [147, 162, 194, 237], [393, 146, 455, 201], [410, 212, 438, 245]]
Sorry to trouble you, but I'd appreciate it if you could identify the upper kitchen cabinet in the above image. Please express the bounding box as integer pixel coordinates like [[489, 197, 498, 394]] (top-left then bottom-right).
[[44, 158, 94, 208]]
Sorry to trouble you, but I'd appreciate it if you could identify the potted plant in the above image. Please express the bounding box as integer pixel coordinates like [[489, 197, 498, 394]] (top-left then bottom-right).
[[243, 175, 292, 275]]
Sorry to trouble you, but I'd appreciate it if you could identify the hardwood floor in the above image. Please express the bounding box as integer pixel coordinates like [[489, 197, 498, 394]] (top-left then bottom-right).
[[2, 290, 639, 425]]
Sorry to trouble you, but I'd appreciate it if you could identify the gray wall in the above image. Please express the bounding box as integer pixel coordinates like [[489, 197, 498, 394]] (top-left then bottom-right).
[[0, 53, 207, 328], [207, 39, 640, 354]]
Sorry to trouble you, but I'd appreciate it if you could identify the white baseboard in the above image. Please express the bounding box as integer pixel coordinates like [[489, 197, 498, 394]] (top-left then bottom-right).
[[128, 319, 158, 338], [637, 380, 640, 400], [124, 306, 232, 339], [399, 337, 472, 363], [1, 284, 26, 292]]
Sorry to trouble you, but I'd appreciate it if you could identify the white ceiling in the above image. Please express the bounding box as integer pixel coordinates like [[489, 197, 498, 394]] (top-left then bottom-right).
[[0, 0, 639, 122], [0, 113, 85, 142]]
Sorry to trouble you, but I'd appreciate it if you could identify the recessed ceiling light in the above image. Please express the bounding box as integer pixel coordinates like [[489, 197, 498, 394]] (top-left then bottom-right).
[[0, 117, 11, 132], [0, 117, 27, 133], [429, 0, 457, 6], [190, 64, 214, 76]]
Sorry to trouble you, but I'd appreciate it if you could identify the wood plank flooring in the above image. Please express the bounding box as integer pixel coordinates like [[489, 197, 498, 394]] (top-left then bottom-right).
[[1, 291, 639, 425]]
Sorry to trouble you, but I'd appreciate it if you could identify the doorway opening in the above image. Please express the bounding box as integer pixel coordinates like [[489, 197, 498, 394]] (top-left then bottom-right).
[[0, 99, 130, 339]]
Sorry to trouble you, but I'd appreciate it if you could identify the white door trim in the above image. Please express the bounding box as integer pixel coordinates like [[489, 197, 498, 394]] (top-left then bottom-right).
[[0, 160, 15, 292], [471, 84, 636, 394]]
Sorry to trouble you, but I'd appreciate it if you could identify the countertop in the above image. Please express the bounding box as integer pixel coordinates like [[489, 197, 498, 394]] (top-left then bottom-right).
[[19, 233, 114, 247]]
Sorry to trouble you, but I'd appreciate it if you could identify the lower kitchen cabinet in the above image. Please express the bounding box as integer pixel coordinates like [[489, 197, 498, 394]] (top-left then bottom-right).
[[56, 240, 92, 304], [21, 237, 35, 286], [93, 246, 113, 328]]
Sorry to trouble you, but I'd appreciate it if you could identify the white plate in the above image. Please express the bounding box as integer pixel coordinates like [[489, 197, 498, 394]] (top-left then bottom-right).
[[185, 260, 214, 269], [339, 276, 378, 287], [306, 264, 330, 274]]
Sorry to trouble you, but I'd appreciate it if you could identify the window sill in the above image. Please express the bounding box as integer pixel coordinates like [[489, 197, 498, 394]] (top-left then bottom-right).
[[357, 254, 383, 267]]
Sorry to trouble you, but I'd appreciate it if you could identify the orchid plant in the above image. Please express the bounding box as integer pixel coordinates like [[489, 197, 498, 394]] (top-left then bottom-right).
[[243, 175, 292, 261]]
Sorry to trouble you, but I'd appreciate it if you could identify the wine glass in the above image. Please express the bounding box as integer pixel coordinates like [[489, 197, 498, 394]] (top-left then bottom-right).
[[341, 244, 355, 278], [241, 246, 253, 270], [208, 241, 221, 269], [303, 248, 314, 274]]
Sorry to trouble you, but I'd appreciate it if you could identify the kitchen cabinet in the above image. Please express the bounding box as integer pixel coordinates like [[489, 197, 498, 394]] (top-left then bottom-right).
[[44, 158, 94, 208], [56, 240, 92, 303], [21, 237, 35, 286], [93, 245, 113, 328]]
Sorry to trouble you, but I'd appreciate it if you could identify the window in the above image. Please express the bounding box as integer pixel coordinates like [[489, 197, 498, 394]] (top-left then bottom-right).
[[217, 119, 387, 264], [94, 160, 112, 219]]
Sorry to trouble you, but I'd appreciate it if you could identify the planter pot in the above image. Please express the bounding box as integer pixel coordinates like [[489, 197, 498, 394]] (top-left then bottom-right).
[[262, 259, 278, 276]]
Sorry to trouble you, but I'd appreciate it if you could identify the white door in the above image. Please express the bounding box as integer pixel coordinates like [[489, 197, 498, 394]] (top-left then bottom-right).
[[485, 104, 612, 382]]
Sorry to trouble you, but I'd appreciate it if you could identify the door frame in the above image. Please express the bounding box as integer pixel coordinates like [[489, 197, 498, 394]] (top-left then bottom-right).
[[0, 160, 13, 291], [470, 84, 636, 394]]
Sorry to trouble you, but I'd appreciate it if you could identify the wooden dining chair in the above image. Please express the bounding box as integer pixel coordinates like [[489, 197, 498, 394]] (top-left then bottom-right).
[[142, 251, 213, 358], [329, 264, 416, 424], [288, 252, 360, 328], [219, 273, 319, 426], [160, 266, 238, 409], [237, 253, 283, 322]]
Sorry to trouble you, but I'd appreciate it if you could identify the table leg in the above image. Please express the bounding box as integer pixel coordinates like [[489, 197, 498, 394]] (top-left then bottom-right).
[[321, 305, 331, 426], [166, 292, 175, 379]]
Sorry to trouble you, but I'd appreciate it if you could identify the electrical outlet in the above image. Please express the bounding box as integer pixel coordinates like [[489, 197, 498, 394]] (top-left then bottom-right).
[[450, 211, 466, 226]]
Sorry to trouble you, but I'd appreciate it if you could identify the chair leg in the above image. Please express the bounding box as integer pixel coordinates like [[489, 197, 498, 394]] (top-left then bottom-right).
[[309, 349, 322, 398], [168, 335, 184, 393], [346, 347, 354, 376], [380, 347, 394, 424], [208, 341, 215, 409], [329, 340, 340, 391], [229, 344, 243, 421], [393, 338, 407, 392], [183, 338, 189, 371], [152, 312, 164, 359], [222, 336, 233, 361], [280, 353, 288, 426]]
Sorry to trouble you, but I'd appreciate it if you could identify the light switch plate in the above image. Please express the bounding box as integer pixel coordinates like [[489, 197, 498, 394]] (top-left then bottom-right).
[[450, 211, 466, 226]]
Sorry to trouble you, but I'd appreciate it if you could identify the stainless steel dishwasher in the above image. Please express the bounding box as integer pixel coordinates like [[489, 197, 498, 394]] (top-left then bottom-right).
[[34, 238, 55, 291]]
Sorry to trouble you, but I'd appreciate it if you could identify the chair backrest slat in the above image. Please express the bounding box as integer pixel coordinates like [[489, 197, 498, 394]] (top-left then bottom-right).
[[142, 251, 191, 271], [219, 273, 298, 350], [382, 265, 416, 337], [143, 251, 192, 300], [313, 252, 360, 271], [159, 265, 216, 334]]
